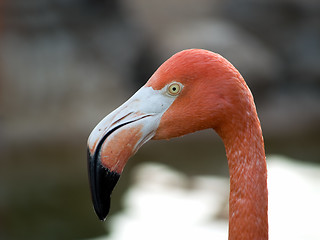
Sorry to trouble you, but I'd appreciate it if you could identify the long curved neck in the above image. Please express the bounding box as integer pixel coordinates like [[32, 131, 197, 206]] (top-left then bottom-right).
[[218, 113, 268, 240]]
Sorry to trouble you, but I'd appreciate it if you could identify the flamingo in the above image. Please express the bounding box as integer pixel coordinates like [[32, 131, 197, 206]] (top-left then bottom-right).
[[87, 49, 268, 240]]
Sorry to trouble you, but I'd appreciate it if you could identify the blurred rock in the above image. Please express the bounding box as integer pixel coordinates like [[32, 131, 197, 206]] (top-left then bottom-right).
[[154, 20, 284, 87], [120, 0, 222, 36], [224, 0, 320, 83], [2, 0, 320, 143], [0, 32, 131, 143], [1, 0, 143, 143], [260, 88, 320, 137], [287, 21, 320, 83]]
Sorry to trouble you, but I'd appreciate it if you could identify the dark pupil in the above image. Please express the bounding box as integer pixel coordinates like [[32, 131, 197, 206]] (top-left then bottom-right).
[[172, 87, 176, 91]]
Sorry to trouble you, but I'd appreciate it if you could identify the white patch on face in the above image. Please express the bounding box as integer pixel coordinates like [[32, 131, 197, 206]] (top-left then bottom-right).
[[129, 84, 179, 114], [87, 84, 183, 154]]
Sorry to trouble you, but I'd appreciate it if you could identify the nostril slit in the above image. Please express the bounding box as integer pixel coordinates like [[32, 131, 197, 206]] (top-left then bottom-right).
[[109, 112, 134, 129]]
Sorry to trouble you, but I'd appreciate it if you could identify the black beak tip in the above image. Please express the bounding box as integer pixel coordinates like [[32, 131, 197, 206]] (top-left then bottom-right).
[[95, 197, 111, 221], [87, 148, 120, 221]]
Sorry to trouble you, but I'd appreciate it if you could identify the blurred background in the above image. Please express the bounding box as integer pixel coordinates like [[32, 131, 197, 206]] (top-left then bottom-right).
[[1, 0, 320, 239]]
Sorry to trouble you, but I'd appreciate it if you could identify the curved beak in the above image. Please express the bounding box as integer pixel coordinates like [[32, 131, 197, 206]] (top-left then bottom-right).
[[87, 86, 175, 220]]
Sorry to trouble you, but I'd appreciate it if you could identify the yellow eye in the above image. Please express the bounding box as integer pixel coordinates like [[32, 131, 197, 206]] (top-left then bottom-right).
[[167, 83, 182, 96]]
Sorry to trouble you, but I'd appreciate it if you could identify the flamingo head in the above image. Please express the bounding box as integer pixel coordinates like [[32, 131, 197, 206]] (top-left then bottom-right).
[[87, 49, 251, 220]]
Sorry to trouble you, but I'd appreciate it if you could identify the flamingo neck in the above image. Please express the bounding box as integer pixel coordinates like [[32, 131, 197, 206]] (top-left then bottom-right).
[[218, 114, 268, 240]]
